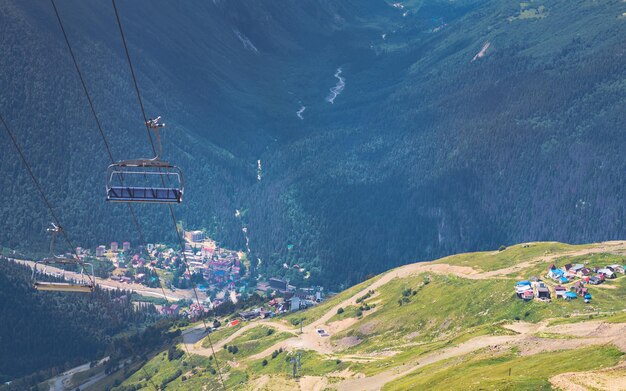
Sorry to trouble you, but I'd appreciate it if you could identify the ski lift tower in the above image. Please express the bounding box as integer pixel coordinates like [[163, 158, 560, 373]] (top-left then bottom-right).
[[290, 351, 302, 380]]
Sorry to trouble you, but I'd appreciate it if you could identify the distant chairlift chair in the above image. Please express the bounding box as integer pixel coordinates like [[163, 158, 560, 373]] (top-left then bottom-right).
[[106, 116, 184, 204], [32, 224, 95, 293]]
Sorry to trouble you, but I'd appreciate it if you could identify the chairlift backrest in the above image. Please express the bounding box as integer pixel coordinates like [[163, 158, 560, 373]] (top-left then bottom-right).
[[106, 160, 184, 203]]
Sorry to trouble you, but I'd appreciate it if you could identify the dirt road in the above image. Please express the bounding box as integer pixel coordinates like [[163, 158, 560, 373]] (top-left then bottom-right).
[[550, 361, 626, 391], [183, 321, 297, 357], [47, 357, 109, 391]]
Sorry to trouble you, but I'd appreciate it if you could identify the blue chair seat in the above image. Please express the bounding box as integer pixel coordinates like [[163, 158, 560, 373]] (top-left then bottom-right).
[[107, 187, 182, 203]]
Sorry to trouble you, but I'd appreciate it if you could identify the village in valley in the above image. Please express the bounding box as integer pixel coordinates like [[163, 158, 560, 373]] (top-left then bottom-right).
[[70, 229, 326, 323], [515, 260, 625, 303]]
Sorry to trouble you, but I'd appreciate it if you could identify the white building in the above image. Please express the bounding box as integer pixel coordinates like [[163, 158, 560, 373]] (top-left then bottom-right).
[[96, 245, 106, 257], [290, 296, 301, 312], [185, 230, 204, 242]]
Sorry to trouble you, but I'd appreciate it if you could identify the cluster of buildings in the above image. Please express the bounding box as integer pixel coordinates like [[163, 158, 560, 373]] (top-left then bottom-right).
[[228, 281, 325, 322], [85, 229, 247, 291], [256, 277, 325, 312], [80, 229, 328, 321], [185, 243, 244, 287], [89, 242, 131, 258], [160, 303, 210, 320], [514, 262, 625, 303], [546, 263, 623, 285]]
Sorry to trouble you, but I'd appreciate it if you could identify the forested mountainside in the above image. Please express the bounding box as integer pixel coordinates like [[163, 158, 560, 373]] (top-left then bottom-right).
[[2, 0, 626, 288], [0, 258, 160, 383]]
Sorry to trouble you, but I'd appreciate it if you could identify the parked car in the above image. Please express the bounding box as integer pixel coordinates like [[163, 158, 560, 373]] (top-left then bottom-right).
[[316, 328, 329, 337]]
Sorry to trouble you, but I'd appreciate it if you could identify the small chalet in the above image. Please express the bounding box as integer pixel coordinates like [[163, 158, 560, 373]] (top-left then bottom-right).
[[597, 268, 616, 279], [289, 296, 302, 312], [162, 304, 180, 316], [515, 281, 532, 296], [269, 278, 288, 292], [522, 290, 534, 301], [570, 264, 585, 273], [534, 285, 551, 301], [554, 285, 567, 298], [239, 310, 258, 320], [571, 281, 588, 296], [547, 268, 564, 281], [259, 308, 272, 319]]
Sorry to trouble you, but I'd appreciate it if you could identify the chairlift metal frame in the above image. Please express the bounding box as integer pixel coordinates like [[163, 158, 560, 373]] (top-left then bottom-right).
[[32, 258, 95, 293], [105, 117, 184, 203], [32, 224, 95, 293]]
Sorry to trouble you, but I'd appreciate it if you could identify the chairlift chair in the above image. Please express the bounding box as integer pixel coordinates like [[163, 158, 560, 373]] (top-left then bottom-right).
[[105, 116, 184, 204], [32, 258, 95, 293], [32, 224, 95, 293]]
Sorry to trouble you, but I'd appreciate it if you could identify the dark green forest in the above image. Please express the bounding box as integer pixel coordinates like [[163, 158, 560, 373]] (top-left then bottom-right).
[[1, 0, 626, 289], [0, 257, 160, 383]]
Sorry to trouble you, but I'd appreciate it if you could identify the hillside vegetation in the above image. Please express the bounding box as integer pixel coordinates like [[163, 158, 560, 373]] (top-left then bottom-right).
[[3, 0, 626, 288], [113, 241, 626, 390]]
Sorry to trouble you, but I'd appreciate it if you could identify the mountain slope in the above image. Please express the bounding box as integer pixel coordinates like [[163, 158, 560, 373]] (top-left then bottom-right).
[[116, 241, 626, 390]]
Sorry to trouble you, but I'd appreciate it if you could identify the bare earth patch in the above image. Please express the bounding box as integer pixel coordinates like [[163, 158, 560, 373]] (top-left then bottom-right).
[[359, 321, 379, 335], [595, 284, 618, 289], [336, 336, 362, 349], [298, 376, 328, 391], [404, 331, 421, 340]]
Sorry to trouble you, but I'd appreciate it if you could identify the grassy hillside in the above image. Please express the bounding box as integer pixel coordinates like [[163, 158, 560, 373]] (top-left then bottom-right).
[[109, 241, 626, 390], [384, 345, 624, 391]]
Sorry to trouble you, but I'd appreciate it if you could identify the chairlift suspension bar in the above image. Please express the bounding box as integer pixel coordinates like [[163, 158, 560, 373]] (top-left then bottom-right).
[[111, 0, 158, 156]]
